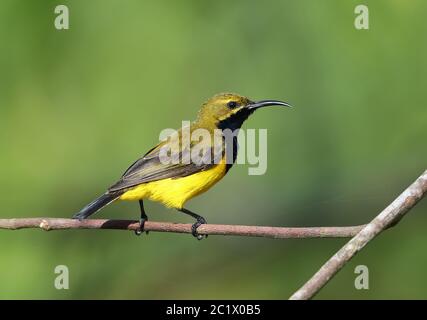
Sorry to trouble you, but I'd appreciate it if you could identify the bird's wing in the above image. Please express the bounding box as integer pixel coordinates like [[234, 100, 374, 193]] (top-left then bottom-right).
[[108, 134, 223, 192]]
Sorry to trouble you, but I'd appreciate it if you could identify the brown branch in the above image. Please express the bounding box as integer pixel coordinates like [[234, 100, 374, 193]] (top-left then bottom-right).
[[289, 169, 427, 300], [0, 217, 367, 239], [1, 171, 425, 299]]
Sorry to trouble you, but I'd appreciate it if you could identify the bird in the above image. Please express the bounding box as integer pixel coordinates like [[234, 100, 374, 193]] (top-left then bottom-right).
[[73, 93, 291, 239]]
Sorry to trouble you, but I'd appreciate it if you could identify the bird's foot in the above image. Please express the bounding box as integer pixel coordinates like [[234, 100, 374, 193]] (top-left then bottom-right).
[[191, 217, 207, 240], [134, 218, 149, 236]]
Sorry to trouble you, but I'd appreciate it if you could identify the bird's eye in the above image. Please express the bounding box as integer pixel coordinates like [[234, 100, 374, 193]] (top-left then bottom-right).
[[227, 101, 238, 109]]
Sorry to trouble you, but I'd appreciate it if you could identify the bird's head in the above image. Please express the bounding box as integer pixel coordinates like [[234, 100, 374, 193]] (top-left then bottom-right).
[[196, 93, 291, 130]]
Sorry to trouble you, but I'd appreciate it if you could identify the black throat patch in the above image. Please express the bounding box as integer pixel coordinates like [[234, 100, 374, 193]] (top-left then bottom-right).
[[217, 108, 254, 173], [217, 108, 254, 131]]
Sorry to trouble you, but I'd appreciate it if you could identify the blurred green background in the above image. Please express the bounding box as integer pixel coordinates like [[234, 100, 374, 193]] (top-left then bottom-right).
[[0, 0, 426, 299]]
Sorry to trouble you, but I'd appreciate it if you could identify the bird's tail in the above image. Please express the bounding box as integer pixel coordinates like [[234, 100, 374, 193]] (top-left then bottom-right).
[[73, 192, 122, 220]]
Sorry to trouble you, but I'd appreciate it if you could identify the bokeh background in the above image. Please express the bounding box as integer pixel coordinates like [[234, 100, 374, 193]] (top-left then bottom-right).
[[0, 0, 426, 299]]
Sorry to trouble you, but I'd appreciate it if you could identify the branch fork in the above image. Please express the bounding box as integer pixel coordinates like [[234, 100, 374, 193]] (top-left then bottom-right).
[[1, 169, 425, 300]]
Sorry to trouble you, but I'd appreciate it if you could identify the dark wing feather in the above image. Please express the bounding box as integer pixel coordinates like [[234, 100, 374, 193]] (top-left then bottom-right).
[[108, 138, 223, 192]]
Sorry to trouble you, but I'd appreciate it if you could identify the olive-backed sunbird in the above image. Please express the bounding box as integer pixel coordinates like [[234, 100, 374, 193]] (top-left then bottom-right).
[[73, 93, 291, 239]]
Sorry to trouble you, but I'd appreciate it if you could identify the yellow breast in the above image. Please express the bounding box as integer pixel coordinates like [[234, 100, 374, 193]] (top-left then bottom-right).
[[119, 158, 227, 209]]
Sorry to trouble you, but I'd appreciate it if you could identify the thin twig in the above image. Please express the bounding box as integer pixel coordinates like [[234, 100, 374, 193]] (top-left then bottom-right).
[[289, 169, 427, 300], [0, 217, 366, 239], [1, 171, 425, 298]]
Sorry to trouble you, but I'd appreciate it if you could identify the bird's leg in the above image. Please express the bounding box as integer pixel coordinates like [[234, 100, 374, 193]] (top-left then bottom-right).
[[135, 200, 149, 236], [178, 208, 208, 240]]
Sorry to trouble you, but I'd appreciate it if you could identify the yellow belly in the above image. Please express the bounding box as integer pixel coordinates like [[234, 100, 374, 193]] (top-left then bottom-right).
[[119, 158, 227, 209]]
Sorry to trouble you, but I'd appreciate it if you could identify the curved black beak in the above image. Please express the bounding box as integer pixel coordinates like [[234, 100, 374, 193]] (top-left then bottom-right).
[[247, 100, 293, 110]]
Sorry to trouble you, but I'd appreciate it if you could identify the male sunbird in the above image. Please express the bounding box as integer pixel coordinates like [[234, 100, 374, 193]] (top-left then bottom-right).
[[73, 93, 291, 239]]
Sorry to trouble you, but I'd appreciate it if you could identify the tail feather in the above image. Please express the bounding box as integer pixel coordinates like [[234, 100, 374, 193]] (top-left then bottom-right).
[[73, 192, 121, 220]]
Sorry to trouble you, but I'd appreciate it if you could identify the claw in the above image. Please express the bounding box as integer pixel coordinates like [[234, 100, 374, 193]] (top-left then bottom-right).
[[134, 218, 148, 236], [191, 218, 207, 240]]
